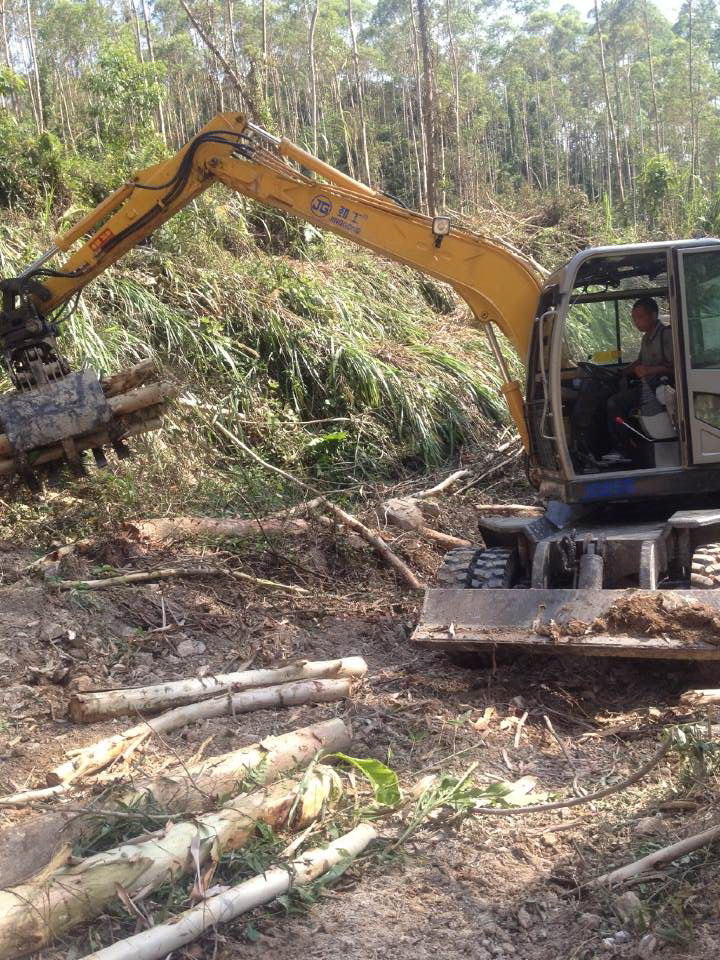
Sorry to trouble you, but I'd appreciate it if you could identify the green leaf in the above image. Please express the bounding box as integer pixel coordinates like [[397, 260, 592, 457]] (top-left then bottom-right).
[[479, 776, 548, 807], [334, 753, 402, 806]]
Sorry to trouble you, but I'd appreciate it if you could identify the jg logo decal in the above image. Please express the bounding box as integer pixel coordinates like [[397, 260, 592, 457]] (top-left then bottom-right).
[[311, 195, 332, 217]]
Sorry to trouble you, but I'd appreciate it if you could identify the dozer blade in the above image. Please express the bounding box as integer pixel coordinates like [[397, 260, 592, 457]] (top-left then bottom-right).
[[412, 588, 720, 660]]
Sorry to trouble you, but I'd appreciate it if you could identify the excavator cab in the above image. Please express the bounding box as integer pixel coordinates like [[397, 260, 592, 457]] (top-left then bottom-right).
[[525, 239, 720, 505], [415, 239, 720, 662]]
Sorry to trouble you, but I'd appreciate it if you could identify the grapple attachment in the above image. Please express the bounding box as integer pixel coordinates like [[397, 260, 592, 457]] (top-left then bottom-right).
[[0, 360, 174, 487]]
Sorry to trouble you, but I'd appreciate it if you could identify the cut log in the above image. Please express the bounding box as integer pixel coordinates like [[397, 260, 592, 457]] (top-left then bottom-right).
[[0, 720, 350, 888], [101, 359, 159, 397], [70, 657, 368, 722], [414, 469, 472, 498], [0, 381, 173, 460], [125, 497, 326, 543], [0, 414, 163, 477], [418, 527, 472, 548], [0, 766, 341, 959], [474, 503, 543, 516], [49, 678, 352, 785], [679, 688, 720, 708], [106, 381, 176, 417], [125, 515, 310, 540], [78, 823, 377, 960]]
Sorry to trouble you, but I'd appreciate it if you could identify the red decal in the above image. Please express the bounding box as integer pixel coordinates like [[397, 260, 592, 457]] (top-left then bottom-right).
[[89, 228, 114, 253]]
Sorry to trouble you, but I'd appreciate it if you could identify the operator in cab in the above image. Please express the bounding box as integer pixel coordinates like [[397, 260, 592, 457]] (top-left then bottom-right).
[[606, 296, 674, 453]]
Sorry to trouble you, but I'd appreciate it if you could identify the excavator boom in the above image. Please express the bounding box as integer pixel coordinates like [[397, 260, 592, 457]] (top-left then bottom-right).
[[0, 113, 541, 483]]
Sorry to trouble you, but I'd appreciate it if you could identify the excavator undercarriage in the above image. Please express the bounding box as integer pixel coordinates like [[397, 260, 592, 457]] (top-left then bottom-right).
[[413, 503, 720, 660]]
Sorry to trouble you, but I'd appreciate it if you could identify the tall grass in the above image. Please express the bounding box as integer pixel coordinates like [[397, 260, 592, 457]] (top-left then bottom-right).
[[0, 194, 508, 531]]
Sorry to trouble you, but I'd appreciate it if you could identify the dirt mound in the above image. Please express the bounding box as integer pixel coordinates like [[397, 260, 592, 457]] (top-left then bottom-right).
[[600, 592, 720, 645]]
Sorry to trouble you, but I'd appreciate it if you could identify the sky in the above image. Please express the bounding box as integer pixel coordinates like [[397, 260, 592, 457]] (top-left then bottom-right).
[[548, 0, 684, 22]]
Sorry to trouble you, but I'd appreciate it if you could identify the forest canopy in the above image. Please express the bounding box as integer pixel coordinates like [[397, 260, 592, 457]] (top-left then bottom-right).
[[0, 0, 718, 241]]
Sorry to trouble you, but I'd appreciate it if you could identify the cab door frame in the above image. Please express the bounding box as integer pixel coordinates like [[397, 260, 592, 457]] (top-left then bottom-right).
[[673, 245, 720, 466]]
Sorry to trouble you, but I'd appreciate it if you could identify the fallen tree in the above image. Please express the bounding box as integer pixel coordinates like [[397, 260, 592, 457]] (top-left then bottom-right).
[[52, 564, 311, 595], [0, 766, 342, 959], [69, 657, 367, 722], [49, 678, 353, 785], [78, 823, 377, 960], [0, 720, 350, 888]]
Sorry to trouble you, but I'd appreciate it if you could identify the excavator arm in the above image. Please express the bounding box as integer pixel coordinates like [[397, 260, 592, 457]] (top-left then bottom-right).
[[0, 112, 543, 477]]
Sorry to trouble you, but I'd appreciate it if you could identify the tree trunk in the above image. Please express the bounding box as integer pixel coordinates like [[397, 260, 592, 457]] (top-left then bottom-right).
[[445, 0, 463, 209], [416, 0, 436, 215], [0, 768, 342, 959], [24, 0, 43, 133], [409, 0, 428, 209], [347, 0, 371, 183], [688, 0, 698, 188], [642, 0, 662, 154], [177, 0, 259, 119], [308, 0, 319, 154]]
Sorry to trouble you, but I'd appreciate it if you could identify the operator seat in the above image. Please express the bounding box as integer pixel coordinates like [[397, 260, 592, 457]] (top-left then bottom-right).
[[626, 381, 680, 468]]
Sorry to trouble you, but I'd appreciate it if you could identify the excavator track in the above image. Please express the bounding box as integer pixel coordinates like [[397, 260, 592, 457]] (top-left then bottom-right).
[[691, 543, 720, 588], [436, 546, 518, 589]]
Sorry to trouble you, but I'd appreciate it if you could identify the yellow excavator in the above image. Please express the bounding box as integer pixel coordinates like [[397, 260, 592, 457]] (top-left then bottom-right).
[[4, 111, 720, 660]]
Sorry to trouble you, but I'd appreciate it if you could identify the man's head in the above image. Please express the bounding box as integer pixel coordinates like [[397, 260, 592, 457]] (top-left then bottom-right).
[[631, 297, 659, 333]]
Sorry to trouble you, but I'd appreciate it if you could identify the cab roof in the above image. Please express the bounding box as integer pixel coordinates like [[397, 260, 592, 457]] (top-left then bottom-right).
[[548, 238, 720, 294]]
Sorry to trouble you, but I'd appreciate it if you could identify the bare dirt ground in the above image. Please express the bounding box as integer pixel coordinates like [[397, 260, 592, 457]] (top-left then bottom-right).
[[1, 482, 720, 960]]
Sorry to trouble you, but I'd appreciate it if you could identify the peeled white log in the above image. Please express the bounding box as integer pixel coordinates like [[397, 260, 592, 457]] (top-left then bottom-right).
[[119, 717, 350, 811], [0, 766, 341, 959], [107, 381, 176, 417], [413, 469, 472, 499], [79, 823, 377, 960], [49, 678, 352, 785], [69, 656, 368, 722], [679, 688, 720, 708], [0, 720, 351, 887]]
